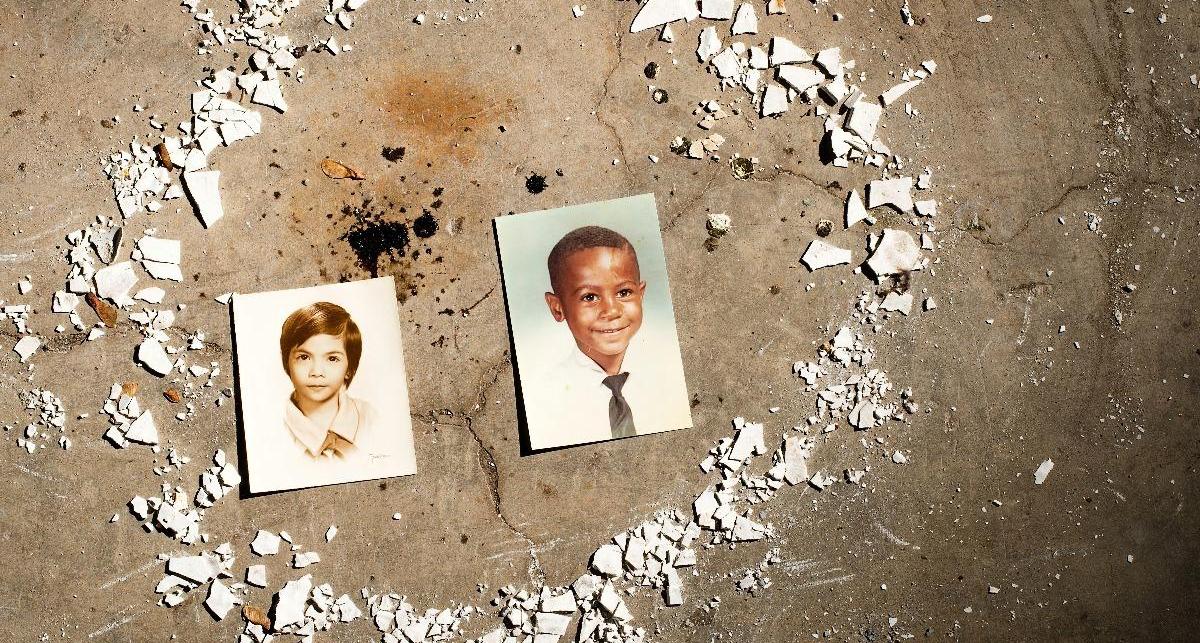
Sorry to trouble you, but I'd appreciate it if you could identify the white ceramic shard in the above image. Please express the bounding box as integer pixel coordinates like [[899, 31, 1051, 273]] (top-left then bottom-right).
[[865, 229, 922, 278], [630, 0, 699, 33], [205, 579, 238, 620], [250, 529, 282, 556], [1034, 459, 1054, 485], [136, 337, 173, 376], [867, 177, 915, 212], [879, 291, 914, 315], [846, 100, 882, 141], [800, 239, 852, 271], [125, 410, 160, 445], [776, 65, 823, 92], [699, 0, 734, 20], [94, 261, 138, 305], [730, 2, 757, 33], [182, 171, 224, 228], [271, 574, 313, 631], [768, 36, 809, 66], [845, 189, 873, 229], [14, 336, 40, 362], [760, 83, 788, 116], [696, 26, 722, 61], [880, 80, 921, 106]]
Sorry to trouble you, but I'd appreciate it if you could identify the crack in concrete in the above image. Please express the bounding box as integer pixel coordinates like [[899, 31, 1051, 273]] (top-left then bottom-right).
[[757, 166, 844, 199], [662, 170, 722, 232], [456, 352, 546, 585], [952, 182, 1093, 247], [595, 22, 632, 180]]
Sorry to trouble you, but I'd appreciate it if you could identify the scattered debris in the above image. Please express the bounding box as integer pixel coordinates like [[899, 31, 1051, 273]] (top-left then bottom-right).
[[1034, 459, 1055, 485], [801, 239, 852, 271]]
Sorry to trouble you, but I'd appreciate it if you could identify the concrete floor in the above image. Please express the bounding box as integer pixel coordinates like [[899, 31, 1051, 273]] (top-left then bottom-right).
[[1, 0, 1198, 641]]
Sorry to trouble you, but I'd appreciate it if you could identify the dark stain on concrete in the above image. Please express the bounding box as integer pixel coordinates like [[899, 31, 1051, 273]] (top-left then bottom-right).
[[525, 173, 547, 194]]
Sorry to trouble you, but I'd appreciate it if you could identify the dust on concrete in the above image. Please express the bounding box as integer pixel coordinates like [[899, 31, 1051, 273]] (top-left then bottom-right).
[[374, 68, 515, 167]]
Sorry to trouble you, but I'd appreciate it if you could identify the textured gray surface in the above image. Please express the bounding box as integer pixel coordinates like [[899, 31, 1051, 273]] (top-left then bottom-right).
[[1, 1, 1198, 641]]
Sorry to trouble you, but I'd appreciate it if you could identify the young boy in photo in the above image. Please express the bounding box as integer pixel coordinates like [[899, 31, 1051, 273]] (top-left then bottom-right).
[[279, 301, 379, 463], [540, 225, 654, 443]]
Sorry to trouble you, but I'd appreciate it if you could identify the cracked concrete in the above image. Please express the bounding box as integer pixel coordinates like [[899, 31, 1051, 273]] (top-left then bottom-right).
[[1, 1, 1198, 642]]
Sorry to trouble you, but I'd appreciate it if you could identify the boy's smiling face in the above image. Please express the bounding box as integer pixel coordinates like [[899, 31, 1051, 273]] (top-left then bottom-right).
[[545, 245, 647, 375], [287, 333, 349, 407]]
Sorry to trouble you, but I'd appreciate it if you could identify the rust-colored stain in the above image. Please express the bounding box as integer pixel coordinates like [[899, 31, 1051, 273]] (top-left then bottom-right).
[[374, 68, 515, 166]]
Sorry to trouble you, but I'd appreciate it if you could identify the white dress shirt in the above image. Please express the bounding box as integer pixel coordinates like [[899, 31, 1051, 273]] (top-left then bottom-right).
[[526, 328, 692, 450]]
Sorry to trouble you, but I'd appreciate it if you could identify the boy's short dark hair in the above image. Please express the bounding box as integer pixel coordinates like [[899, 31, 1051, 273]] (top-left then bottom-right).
[[547, 226, 639, 294], [279, 302, 363, 384]]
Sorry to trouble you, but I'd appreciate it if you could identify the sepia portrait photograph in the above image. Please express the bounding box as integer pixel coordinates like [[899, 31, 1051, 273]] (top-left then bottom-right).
[[231, 276, 417, 493], [495, 193, 693, 452]]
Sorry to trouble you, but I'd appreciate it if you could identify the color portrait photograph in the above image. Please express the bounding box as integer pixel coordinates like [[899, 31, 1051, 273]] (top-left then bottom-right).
[[231, 276, 417, 493], [495, 193, 693, 452]]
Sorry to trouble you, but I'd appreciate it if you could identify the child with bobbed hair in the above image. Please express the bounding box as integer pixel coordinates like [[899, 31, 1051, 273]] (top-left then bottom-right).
[[279, 301, 378, 461]]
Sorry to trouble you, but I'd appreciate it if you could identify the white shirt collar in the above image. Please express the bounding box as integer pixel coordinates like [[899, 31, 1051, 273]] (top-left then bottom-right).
[[284, 387, 362, 456]]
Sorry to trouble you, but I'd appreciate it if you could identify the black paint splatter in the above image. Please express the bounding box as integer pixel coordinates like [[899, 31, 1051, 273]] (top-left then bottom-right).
[[525, 173, 547, 194], [342, 220, 410, 277], [413, 211, 439, 238], [338, 200, 411, 277], [382, 146, 406, 162]]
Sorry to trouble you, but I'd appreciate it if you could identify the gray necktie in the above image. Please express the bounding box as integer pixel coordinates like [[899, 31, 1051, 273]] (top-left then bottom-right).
[[602, 372, 636, 439]]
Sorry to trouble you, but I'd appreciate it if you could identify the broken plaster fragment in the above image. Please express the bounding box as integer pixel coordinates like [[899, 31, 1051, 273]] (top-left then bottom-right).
[[777, 65, 823, 92], [591, 544, 624, 578], [205, 579, 238, 620], [629, 0, 699, 33], [250, 78, 287, 113], [270, 574, 313, 632], [696, 26, 722, 62], [846, 100, 883, 141], [731, 2, 757, 34], [700, 0, 734, 20], [880, 80, 921, 106], [246, 565, 268, 587], [292, 551, 321, 568], [125, 410, 160, 445], [182, 170, 224, 228], [768, 36, 809, 66], [250, 529, 282, 556], [867, 177, 915, 212], [845, 189, 873, 229], [94, 261, 138, 306], [136, 338, 174, 376], [865, 228, 922, 279], [1034, 459, 1054, 485], [760, 83, 788, 116], [800, 239, 852, 271], [880, 291, 914, 315], [14, 336, 40, 362]]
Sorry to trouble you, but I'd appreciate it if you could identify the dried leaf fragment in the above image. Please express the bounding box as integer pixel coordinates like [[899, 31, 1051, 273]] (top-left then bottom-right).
[[320, 158, 365, 180], [85, 292, 120, 327], [242, 605, 271, 629], [164, 388, 182, 403], [121, 380, 139, 396]]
